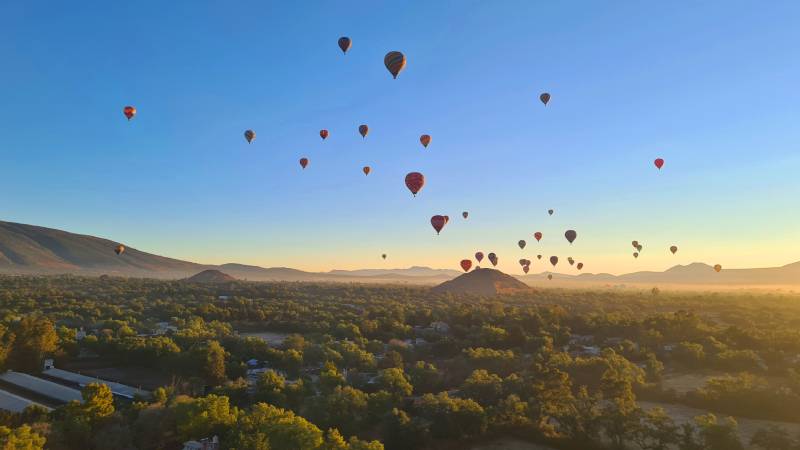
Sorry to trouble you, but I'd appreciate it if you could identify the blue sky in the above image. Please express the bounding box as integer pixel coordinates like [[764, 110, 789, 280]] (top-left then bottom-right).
[[1, 1, 799, 274]]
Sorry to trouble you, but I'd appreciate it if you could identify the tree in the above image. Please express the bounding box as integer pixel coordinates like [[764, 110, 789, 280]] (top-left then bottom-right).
[[376, 368, 412, 399], [0, 425, 46, 450], [306, 386, 368, 437], [255, 369, 286, 406], [204, 340, 227, 386], [81, 383, 115, 424], [173, 394, 238, 442], [231, 402, 323, 450], [631, 407, 679, 450], [751, 425, 800, 450], [417, 393, 487, 439], [694, 414, 744, 450], [382, 409, 430, 450], [9, 316, 57, 372], [462, 369, 503, 406]]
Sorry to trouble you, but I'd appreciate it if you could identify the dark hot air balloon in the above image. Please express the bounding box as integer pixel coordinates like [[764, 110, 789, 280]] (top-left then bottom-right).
[[420, 134, 431, 148], [320, 129, 329, 140], [338, 37, 352, 54], [462, 211, 468, 219], [549, 256, 558, 267], [519, 258, 527, 267], [568, 257, 574, 266], [540, 93, 551, 105], [405, 172, 425, 196], [523, 265, 530, 274], [244, 129, 256, 144], [654, 158, 664, 170], [632, 240, 639, 249], [359, 124, 369, 138], [577, 262, 584, 270], [548, 209, 554, 216], [547, 274, 553, 280], [534, 232, 542, 242], [633, 252, 639, 258], [714, 264, 722, 272], [488, 253, 498, 267], [431, 215, 447, 235], [299, 158, 309, 169], [114, 244, 125, 255], [363, 166, 371, 176], [384, 51, 407, 79], [518, 240, 526, 249], [564, 230, 577, 244], [382, 254, 387, 260], [460, 259, 472, 272], [637, 244, 643, 252], [537, 255, 542, 260], [475, 252, 484, 263], [123, 106, 136, 121], [670, 245, 678, 255]]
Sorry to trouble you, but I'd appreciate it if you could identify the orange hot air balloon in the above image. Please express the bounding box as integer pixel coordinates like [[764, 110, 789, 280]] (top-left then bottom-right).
[[114, 244, 125, 255], [384, 51, 407, 79], [123, 106, 136, 120], [299, 158, 309, 169], [549, 256, 558, 267], [540, 93, 551, 105], [518, 240, 526, 249], [338, 37, 352, 54], [548, 209, 554, 216], [404, 172, 425, 197], [363, 166, 371, 176], [460, 259, 472, 272], [444, 215, 450, 224], [564, 230, 577, 244], [431, 215, 447, 235], [633, 252, 639, 258], [320, 129, 329, 140], [534, 232, 543, 242], [537, 254, 542, 260], [475, 252, 484, 263], [714, 264, 722, 272], [670, 245, 678, 255], [420, 134, 431, 148], [488, 252, 498, 267], [462, 211, 468, 219], [547, 274, 553, 280], [577, 262, 584, 270], [359, 124, 369, 138], [382, 254, 387, 260], [654, 158, 664, 170], [244, 129, 256, 144]]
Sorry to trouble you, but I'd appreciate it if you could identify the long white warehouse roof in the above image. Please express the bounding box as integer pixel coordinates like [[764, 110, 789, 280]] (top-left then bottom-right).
[[43, 368, 150, 399], [0, 371, 82, 403], [0, 388, 52, 413]]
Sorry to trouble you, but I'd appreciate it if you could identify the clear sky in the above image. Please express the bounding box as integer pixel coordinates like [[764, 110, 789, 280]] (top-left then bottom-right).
[[1, 1, 799, 274]]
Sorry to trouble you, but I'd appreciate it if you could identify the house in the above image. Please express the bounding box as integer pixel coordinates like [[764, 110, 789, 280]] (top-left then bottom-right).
[[430, 321, 450, 334], [75, 328, 87, 341], [182, 436, 219, 450]]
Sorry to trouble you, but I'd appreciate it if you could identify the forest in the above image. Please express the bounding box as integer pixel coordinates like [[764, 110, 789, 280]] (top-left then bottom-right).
[[0, 275, 799, 449]]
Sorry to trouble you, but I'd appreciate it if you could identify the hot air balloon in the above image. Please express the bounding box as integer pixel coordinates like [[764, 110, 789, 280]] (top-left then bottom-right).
[[523, 265, 530, 274], [548, 209, 554, 216], [547, 274, 553, 280], [534, 232, 543, 242], [637, 244, 643, 252], [540, 93, 551, 105], [443, 216, 450, 225], [460, 259, 472, 272], [299, 158, 309, 169], [244, 129, 256, 144], [338, 37, 352, 54], [462, 211, 468, 219], [431, 215, 447, 235], [384, 51, 407, 79], [550, 256, 558, 267], [518, 240, 526, 249], [577, 262, 584, 270], [404, 172, 425, 197], [568, 257, 574, 266], [537, 255, 542, 260], [519, 258, 527, 267], [670, 245, 678, 255], [714, 264, 722, 272], [633, 252, 639, 258], [382, 254, 387, 260], [320, 129, 329, 140], [114, 244, 125, 255], [654, 158, 664, 170], [420, 134, 431, 148], [123, 106, 136, 121], [632, 240, 639, 249], [565, 230, 577, 244], [359, 124, 369, 138], [488, 253, 498, 267], [363, 166, 371, 176], [475, 252, 484, 263]]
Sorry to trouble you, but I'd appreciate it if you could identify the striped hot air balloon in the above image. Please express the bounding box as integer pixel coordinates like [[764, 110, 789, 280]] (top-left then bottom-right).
[[404, 172, 425, 197], [384, 51, 407, 79]]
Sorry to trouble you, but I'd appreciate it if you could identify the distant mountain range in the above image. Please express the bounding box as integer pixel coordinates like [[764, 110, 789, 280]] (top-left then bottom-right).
[[0, 220, 798, 288]]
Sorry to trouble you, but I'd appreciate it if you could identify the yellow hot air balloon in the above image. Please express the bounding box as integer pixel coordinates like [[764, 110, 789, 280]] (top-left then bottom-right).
[[384, 51, 407, 79]]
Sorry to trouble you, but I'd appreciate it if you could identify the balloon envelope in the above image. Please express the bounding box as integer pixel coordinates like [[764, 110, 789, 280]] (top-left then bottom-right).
[[475, 252, 484, 263], [534, 232, 542, 242], [431, 215, 447, 235], [363, 166, 371, 176], [420, 134, 431, 148], [670, 245, 678, 255], [577, 262, 584, 270], [359, 124, 369, 138], [518, 240, 526, 249], [523, 265, 530, 274], [633, 252, 639, 258], [404, 172, 425, 196], [547, 274, 553, 280], [320, 129, 329, 140], [462, 211, 468, 219], [114, 244, 125, 255], [564, 230, 577, 244], [382, 254, 387, 260], [123, 106, 136, 120], [487, 253, 498, 267], [384, 51, 407, 79], [654, 158, 664, 169], [460, 259, 472, 272], [244, 129, 256, 143], [537, 255, 542, 260], [714, 264, 722, 272], [540, 93, 551, 105], [299, 158, 309, 169], [549, 256, 558, 267], [548, 209, 554, 216], [338, 37, 352, 54], [568, 257, 574, 266]]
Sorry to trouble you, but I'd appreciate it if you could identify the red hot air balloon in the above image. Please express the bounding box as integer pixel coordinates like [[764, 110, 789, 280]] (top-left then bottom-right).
[[518, 240, 526, 249], [654, 158, 664, 170], [404, 172, 425, 197], [384, 51, 407, 79], [363, 166, 371, 176], [431, 215, 447, 235], [359, 124, 369, 138], [320, 129, 329, 140], [475, 252, 484, 263], [244, 129, 256, 144], [540, 93, 551, 105], [338, 37, 352, 54], [420, 134, 431, 148], [123, 106, 136, 121], [488, 253, 498, 267], [462, 211, 468, 219], [577, 262, 584, 270], [549, 256, 558, 267], [299, 158, 309, 169], [460, 259, 472, 272], [534, 232, 543, 242], [523, 265, 530, 274], [564, 230, 577, 244]]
